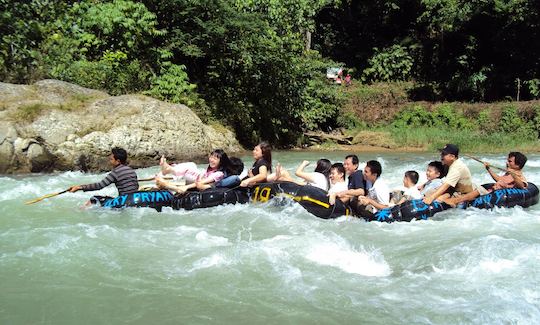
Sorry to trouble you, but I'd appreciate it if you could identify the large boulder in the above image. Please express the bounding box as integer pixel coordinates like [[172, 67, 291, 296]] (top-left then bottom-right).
[[0, 80, 242, 173]]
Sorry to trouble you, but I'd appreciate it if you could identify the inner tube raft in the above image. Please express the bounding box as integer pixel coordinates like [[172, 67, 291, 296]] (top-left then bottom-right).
[[90, 190, 174, 212], [171, 187, 249, 210], [372, 183, 539, 223], [250, 182, 352, 219], [92, 182, 352, 219], [91, 188, 249, 212]]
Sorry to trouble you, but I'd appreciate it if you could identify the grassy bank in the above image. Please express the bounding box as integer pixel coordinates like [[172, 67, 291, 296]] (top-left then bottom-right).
[[386, 127, 539, 152], [339, 83, 540, 153]]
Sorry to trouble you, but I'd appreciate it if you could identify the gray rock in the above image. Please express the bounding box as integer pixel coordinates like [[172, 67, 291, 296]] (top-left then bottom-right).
[[0, 141, 14, 173], [13, 137, 34, 153], [27, 143, 54, 172], [0, 122, 17, 144], [0, 80, 242, 173], [0, 82, 36, 105], [34, 79, 108, 105]]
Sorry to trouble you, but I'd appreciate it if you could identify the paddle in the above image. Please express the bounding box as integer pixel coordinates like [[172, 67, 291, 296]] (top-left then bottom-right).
[[25, 189, 70, 205], [462, 154, 507, 172], [26, 176, 174, 204], [138, 176, 173, 182]]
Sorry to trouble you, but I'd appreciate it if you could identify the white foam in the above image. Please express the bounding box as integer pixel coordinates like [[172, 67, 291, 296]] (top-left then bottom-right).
[[258, 235, 292, 245], [195, 231, 230, 246], [479, 259, 518, 273], [14, 234, 80, 258], [524, 160, 540, 168], [173, 225, 202, 233], [190, 253, 229, 271], [523, 288, 540, 305], [305, 243, 391, 277], [78, 223, 119, 239]]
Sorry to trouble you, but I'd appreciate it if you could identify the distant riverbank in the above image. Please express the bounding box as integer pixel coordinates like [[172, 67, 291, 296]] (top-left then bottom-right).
[[298, 129, 540, 154], [328, 82, 540, 153]]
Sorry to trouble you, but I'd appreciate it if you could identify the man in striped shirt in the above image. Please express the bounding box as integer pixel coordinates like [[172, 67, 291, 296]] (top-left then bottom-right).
[[69, 148, 139, 196]]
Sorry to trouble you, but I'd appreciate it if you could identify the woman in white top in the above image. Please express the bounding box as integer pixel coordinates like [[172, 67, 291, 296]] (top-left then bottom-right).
[[269, 159, 331, 191], [328, 163, 348, 205]]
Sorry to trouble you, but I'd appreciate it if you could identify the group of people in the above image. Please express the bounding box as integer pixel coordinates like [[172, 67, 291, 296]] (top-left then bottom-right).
[[68, 143, 529, 217]]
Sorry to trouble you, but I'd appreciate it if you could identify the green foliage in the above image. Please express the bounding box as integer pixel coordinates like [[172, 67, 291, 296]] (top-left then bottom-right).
[[431, 104, 473, 129], [7, 0, 540, 150], [234, 0, 334, 50], [144, 63, 210, 121], [533, 105, 540, 137], [524, 79, 540, 99], [54, 51, 150, 95], [392, 103, 473, 129], [314, 0, 540, 101], [39, 0, 162, 94], [362, 45, 414, 83], [392, 105, 433, 128], [351, 82, 410, 104], [11, 103, 45, 122], [145, 64, 196, 104], [386, 125, 539, 153], [468, 67, 490, 101], [141, 0, 344, 145], [337, 111, 365, 130], [297, 55, 345, 131], [476, 109, 492, 134], [67, 0, 163, 60], [0, 0, 72, 82], [418, 0, 474, 35], [498, 104, 536, 140], [300, 78, 340, 131]]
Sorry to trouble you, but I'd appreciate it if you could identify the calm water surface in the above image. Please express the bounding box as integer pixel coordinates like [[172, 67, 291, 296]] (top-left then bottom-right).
[[1, 151, 540, 324]]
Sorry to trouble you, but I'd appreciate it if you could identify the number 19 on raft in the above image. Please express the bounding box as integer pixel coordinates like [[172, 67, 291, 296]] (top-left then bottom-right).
[[252, 186, 272, 203]]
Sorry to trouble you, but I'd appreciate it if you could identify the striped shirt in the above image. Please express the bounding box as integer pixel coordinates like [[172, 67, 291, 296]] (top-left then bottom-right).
[[81, 164, 139, 196]]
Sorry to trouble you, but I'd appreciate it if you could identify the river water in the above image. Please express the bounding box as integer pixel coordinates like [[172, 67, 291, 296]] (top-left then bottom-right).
[[1, 151, 539, 324]]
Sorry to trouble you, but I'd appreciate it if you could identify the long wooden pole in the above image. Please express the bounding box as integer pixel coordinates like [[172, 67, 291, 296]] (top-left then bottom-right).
[[138, 176, 173, 182], [462, 154, 507, 172], [25, 189, 70, 205]]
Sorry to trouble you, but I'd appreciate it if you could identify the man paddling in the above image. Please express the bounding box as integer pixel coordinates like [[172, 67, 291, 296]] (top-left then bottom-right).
[[446, 151, 528, 206], [69, 147, 139, 196]]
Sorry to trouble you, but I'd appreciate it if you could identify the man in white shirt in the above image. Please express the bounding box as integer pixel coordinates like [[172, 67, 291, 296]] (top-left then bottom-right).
[[356, 160, 390, 217]]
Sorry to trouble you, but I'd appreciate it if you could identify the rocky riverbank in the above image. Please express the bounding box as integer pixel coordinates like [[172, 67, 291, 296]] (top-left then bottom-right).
[[0, 80, 242, 174]]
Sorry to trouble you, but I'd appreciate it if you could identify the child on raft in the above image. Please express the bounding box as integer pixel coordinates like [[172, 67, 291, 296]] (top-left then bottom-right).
[[391, 170, 422, 205]]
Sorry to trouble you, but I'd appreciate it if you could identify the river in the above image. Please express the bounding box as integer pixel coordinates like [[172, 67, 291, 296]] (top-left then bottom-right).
[[1, 151, 539, 324]]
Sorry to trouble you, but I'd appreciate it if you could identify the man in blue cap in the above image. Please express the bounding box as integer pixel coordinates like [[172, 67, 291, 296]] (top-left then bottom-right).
[[423, 143, 487, 205]]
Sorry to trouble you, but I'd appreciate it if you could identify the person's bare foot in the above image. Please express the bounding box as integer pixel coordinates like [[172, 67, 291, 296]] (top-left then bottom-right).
[[175, 185, 188, 194], [275, 163, 282, 180], [328, 193, 336, 205], [444, 197, 458, 208], [159, 155, 172, 175], [155, 176, 168, 189]]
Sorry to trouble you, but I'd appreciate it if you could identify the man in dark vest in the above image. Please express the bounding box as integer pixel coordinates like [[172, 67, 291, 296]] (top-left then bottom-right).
[[335, 154, 371, 203]]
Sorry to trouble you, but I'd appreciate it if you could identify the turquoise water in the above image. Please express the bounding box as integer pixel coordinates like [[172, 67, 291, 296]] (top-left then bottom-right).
[[1, 151, 540, 324]]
